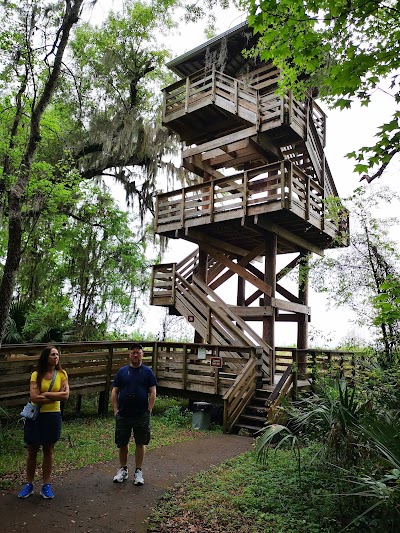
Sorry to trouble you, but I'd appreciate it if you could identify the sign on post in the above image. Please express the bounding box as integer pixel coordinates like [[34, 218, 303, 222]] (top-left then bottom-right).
[[197, 347, 207, 360], [210, 356, 222, 368]]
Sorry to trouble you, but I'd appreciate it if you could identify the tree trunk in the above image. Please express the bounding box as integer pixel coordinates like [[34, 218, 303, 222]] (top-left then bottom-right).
[[0, 0, 84, 347]]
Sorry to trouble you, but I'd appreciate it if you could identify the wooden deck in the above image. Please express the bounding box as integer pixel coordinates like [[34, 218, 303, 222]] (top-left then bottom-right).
[[154, 160, 349, 254], [162, 65, 326, 148]]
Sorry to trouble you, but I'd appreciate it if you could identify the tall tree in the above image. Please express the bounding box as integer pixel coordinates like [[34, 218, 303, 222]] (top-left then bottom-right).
[[310, 186, 400, 356], [241, 0, 400, 183], [0, 0, 179, 345], [0, 0, 237, 346], [0, 0, 86, 346]]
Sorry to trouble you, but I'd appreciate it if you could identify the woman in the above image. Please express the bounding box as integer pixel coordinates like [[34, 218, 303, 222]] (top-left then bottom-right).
[[18, 345, 69, 499]]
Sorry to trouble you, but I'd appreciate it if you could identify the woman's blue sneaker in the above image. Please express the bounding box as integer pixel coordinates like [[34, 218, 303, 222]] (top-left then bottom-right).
[[40, 483, 54, 499], [18, 483, 33, 498]]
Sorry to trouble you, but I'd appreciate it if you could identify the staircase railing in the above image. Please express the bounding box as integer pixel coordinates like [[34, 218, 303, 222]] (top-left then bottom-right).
[[151, 250, 272, 380], [223, 349, 261, 433], [175, 272, 272, 376], [265, 364, 293, 422]]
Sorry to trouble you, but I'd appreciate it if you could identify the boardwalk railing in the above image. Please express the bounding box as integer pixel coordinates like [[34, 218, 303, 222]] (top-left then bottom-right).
[[0, 341, 260, 415], [154, 160, 349, 242], [275, 347, 357, 393]]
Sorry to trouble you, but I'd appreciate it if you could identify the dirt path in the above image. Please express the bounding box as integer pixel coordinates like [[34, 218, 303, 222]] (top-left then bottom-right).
[[0, 434, 253, 532]]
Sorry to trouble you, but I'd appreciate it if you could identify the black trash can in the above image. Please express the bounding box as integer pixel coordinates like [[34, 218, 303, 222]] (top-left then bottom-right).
[[192, 401, 212, 430]]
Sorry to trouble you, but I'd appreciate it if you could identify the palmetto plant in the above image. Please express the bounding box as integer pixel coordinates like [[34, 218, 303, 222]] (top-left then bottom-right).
[[256, 377, 370, 468], [256, 377, 400, 529]]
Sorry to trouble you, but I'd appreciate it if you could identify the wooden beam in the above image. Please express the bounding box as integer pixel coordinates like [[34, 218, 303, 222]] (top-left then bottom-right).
[[274, 298, 311, 315], [250, 216, 325, 257], [185, 229, 250, 258], [229, 306, 273, 319], [209, 243, 266, 291], [183, 154, 225, 180], [277, 255, 303, 281], [200, 242, 272, 297], [276, 283, 301, 304], [182, 126, 258, 158], [245, 289, 262, 306], [249, 136, 280, 162]]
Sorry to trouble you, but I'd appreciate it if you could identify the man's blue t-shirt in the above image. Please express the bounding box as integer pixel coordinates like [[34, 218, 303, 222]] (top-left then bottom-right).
[[113, 364, 157, 416]]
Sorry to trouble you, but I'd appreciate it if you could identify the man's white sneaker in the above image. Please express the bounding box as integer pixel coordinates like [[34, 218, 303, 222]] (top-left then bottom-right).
[[134, 469, 144, 485], [113, 467, 128, 483]]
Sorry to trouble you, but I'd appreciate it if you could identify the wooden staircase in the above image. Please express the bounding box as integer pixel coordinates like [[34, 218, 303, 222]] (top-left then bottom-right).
[[233, 364, 294, 435], [151, 250, 273, 379], [234, 386, 273, 435]]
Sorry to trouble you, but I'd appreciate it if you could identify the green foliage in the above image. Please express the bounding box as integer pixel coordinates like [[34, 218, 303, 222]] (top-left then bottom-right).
[[161, 405, 192, 427], [0, 0, 189, 344], [310, 186, 400, 356], [254, 372, 400, 529], [355, 357, 400, 409], [2, 297, 72, 344], [242, 0, 400, 182], [148, 445, 371, 532]]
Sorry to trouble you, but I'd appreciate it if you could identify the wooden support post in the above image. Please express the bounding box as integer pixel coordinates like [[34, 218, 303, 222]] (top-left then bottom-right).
[[99, 347, 114, 415], [234, 79, 238, 114], [185, 76, 190, 112], [153, 342, 158, 378], [214, 366, 220, 395], [194, 247, 208, 344], [211, 64, 216, 103], [209, 180, 215, 223], [162, 89, 167, 121], [242, 170, 248, 223], [182, 344, 188, 390], [305, 175, 310, 220], [75, 394, 82, 413], [171, 263, 176, 306], [297, 253, 309, 381], [263, 233, 277, 381], [206, 307, 212, 343]]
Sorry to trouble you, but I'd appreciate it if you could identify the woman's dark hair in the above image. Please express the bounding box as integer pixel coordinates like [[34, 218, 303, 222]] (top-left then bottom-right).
[[36, 345, 63, 391]]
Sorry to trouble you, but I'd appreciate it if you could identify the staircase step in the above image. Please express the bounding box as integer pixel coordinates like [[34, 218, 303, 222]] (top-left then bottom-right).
[[235, 423, 265, 433], [245, 406, 268, 417], [239, 414, 266, 423]]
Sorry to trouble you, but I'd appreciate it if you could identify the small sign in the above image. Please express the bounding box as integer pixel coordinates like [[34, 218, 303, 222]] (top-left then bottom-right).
[[210, 357, 222, 368], [188, 315, 194, 322], [197, 347, 206, 360]]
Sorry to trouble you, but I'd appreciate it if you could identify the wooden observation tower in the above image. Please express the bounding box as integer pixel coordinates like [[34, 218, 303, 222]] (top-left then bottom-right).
[[150, 22, 349, 387]]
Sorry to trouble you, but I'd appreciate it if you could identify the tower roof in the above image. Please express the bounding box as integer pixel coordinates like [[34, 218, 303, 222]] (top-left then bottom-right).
[[167, 21, 259, 78]]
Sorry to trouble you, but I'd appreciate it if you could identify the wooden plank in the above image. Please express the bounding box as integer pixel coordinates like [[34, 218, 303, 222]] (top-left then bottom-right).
[[200, 242, 272, 297]]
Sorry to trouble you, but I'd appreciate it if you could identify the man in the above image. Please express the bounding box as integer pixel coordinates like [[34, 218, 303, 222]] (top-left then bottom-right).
[[111, 343, 157, 486]]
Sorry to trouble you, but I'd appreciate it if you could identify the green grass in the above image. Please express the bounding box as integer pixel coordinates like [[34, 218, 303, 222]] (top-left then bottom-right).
[[147, 444, 382, 533], [0, 395, 221, 490]]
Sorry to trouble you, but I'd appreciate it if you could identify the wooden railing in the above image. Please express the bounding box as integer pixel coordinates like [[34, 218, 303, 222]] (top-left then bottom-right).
[[223, 350, 261, 433], [0, 341, 260, 414], [275, 347, 356, 391], [163, 66, 259, 126], [155, 160, 348, 241], [163, 66, 327, 145]]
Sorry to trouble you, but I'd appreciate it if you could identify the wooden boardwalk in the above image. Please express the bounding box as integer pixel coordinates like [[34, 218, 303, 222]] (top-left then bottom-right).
[[0, 341, 355, 432]]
